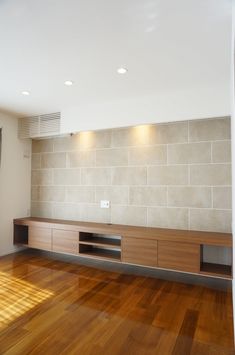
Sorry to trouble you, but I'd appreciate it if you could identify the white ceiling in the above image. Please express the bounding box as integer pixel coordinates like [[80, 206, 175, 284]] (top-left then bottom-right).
[[0, 0, 232, 117]]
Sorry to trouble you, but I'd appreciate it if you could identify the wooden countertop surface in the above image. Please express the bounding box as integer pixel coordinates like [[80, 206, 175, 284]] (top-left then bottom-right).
[[14, 217, 232, 247]]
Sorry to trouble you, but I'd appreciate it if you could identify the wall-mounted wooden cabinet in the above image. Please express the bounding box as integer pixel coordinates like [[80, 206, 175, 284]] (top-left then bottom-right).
[[122, 236, 158, 267], [28, 227, 52, 251], [52, 229, 79, 255], [14, 217, 232, 280], [158, 241, 200, 273]]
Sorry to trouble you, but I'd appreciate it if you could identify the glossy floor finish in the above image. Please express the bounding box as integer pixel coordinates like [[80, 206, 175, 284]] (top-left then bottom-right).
[[0, 251, 234, 355]]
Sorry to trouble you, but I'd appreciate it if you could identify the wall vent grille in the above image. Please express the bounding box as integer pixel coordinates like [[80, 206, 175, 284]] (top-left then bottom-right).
[[18, 112, 61, 139]]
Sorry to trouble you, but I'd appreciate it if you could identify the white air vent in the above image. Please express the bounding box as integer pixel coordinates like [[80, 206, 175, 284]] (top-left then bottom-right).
[[18, 112, 61, 139]]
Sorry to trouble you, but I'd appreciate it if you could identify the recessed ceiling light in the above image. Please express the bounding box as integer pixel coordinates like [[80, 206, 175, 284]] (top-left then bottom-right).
[[64, 80, 74, 86], [117, 67, 128, 74], [21, 91, 30, 96]]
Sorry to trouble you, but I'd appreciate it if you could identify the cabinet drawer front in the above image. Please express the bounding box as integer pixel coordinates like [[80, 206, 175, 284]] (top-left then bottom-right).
[[122, 237, 158, 267], [158, 241, 200, 273], [53, 229, 78, 254], [28, 227, 52, 251]]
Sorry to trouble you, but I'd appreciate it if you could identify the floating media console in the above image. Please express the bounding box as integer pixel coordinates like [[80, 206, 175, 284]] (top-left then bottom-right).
[[14, 217, 232, 279]]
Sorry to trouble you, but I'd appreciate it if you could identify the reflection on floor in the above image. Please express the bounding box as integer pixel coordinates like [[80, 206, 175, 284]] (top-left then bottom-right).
[[0, 271, 53, 329], [0, 250, 234, 355]]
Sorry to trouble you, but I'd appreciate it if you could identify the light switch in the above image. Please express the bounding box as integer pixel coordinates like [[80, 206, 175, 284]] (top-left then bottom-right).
[[100, 200, 110, 208]]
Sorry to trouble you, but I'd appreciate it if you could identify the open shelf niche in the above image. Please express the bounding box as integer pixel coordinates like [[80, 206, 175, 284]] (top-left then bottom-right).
[[200, 245, 232, 279], [79, 232, 122, 261], [14, 224, 28, 246]]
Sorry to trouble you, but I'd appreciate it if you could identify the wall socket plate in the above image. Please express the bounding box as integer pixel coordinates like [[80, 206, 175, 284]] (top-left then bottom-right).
[[100, 200, 110, 208]]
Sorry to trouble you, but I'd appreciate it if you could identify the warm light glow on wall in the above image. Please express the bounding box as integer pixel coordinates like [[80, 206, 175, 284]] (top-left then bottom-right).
[[132, 124, 151, 145], [70, 133, 80, 150], [0, 272, 53, 329], [79, 131, 95, 150]]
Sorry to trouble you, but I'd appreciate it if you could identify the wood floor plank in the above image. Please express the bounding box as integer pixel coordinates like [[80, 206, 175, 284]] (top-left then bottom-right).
[[0, 250, 234, 355], [172, 309, 199, 355]]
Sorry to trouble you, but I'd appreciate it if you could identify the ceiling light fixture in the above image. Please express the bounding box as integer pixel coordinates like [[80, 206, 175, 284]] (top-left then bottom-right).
[[117, 67, 128, 74], [21, 91, 30, 96], [64, 80, 74, 86]]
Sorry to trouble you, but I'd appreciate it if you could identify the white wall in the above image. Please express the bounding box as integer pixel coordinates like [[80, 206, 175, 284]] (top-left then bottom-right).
[[0, 112, 31, 256]]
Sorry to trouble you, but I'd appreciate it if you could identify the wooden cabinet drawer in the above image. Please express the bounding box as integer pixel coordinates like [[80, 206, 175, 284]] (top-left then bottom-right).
[[53, 229, 78, 255], [122, 237, 158, 267], [28, 227, 52, 251], [158, 241, 200, 273]]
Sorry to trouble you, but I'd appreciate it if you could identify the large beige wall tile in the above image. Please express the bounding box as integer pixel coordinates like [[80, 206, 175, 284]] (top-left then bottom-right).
[[213, 187, 232, 209], [81, 168, 111, 185], [54, 169, 81, 185], [129, 186, 167, 206], [168, 142, 211, 164], [79, 130, 112, 150], [189, 117, 230, 142], [40, 186, 65, 202], [212, 141, 231, 163], [80, 204, 111, 223], [112, 167, 146, 185], [190, 209, 232, 232], [148, 166, 188, 185], [31, 186, 40, 201], [53, 136, 79, 152], [32, 154, 41, 169], [149, 122, 188, 144], [78, 131, 97, 150], [129, 146, 167, 165], [113, 122, 188, 147], [148, 207, 188, 229], [68, 151, 95, 167], [32, 170, 53, 185], [190, 164, 231, 185], [112, 126, 151, 147], [95, 186, 129, 204], [168, 186, 211, 208], [52, 203, 80, 220], [31, 202, 52, 218], [94, 130, 112, 149], [66, 186, 95, 203], [41, 153, 66, 168], [112, 127, 132, 147], [96, 149, 128, 167], [111, 206, 147, 226], [32, 139, 53, 153]]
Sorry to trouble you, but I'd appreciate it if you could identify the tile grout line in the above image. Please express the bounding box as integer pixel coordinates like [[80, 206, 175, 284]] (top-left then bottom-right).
[[166, 144, 169, 166], [211, 186, 214, 209], [31, 162, 232, 170], [187, 120, 189, 143], [31, 199, 232, 211], [210, 141, 213, 163]]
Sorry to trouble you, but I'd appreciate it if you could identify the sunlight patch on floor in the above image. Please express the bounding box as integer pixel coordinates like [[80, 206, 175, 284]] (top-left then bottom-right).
[[0, 271, 53, 328]]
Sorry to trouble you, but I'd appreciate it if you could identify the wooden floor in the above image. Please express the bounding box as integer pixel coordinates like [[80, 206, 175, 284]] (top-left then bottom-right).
[[0, 251, 234, 355]]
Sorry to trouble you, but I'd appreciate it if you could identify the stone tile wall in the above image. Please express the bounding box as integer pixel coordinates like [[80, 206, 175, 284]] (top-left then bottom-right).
[[31, 117, 232, 233]]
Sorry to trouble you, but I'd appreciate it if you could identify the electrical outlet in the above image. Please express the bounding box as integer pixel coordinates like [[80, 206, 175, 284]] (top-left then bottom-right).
[[100, 200, 110, 208]]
